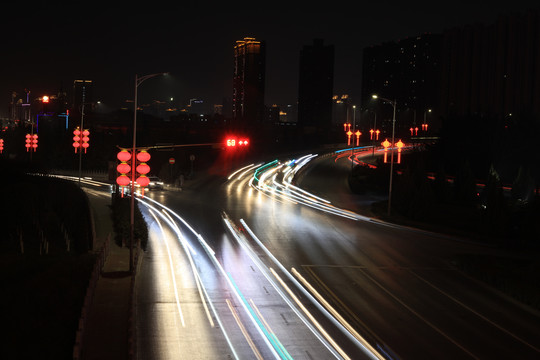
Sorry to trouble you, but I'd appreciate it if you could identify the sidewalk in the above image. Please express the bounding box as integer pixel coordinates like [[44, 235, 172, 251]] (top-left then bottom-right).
[[78, 192, 132, 360]]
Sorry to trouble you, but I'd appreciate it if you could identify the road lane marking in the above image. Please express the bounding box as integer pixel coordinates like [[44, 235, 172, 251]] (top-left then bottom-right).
[[226, 298, 264, 360], [249, 299, 293, 360], [270, 267, 352, 360], [359, 268, 479, 359], [409, 269, 540, 353], [139, 199, 241, 359], [148, 209, 186, 327], [293, 267, 386, 360], [161, 210, 215, 327]]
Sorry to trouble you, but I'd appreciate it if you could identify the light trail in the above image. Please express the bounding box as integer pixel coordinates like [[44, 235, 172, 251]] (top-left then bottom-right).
[[137, 198, 241, 359], [147, 208, 186, 327], [226, 298, 264, 360], [248, 157, 371, 221], [270, 267, 352, 360], [161, 210, 214, 327], [138, 197, 282, 360], [291, 268, 386, 360], [240, 219, 385, 360], [222, 214, 344, 360]]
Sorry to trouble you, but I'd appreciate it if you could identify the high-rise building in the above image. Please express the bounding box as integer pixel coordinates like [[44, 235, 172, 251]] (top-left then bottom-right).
[[362, 33, 442, 132], [439, 9, 540, 119], [232, 37, 266, 126], [297, 39, 334, 139]]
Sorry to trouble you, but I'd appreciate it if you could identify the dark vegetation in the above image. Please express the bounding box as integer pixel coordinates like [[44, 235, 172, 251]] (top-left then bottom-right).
[[0, 160, 96, 358], [111, 195, 148, 250]]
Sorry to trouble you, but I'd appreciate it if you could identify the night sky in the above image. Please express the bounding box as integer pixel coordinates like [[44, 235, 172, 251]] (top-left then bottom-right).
[[1, 1, 539, 116]]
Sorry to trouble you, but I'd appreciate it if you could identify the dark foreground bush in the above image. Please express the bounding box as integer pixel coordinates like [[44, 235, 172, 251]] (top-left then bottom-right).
[[0, 253, 96, 358], [111, 195, 148, 250]]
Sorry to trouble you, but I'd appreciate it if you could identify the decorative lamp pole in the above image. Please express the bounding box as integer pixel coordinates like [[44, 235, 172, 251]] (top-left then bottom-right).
[[372, 94, 397, 216], [130, 72, 167, 273]]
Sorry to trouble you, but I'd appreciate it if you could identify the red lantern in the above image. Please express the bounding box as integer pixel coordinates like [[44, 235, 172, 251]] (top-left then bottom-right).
[[396, 139, 404, 164], [32, 134, 38, 150], [82, 129, 90, 153], [136, 163, 150, 175], [136, 175, 150, 187], [382, 139, 391, 163], [25, 134, 31, 152], [117, 150, 132, 162], [0, 138, 4, 154], [117, 162, 131, 174], [116, 174, 130, 186], [136, 150, 151, 162], [355, 130, 361, 146]]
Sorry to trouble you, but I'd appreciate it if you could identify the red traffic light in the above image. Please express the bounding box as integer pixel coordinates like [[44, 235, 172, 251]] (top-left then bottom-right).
[[225, 136, 249, 148]]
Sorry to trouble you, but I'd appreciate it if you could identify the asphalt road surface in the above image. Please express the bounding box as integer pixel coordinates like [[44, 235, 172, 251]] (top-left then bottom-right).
[[133, 148, 540, 359]]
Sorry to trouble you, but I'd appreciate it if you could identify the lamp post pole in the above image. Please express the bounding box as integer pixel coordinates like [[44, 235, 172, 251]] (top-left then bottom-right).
[[372, 95, 396, 216], [351, 105, 356, 170], [130, 72, 167, 273]]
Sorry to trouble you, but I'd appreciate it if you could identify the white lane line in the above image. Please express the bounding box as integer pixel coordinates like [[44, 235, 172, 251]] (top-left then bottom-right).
[[148, 209, 186, 327], [359, 268, 479, 359], [408, 269, 540, 353]]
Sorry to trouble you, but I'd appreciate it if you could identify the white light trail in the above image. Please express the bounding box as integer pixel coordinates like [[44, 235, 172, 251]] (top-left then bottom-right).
[[147, 208, 186, 327], [270, 267, 351, 360], [138, 197, 281, 359], [222, 214, 343, 360], [137, 198, 240, 359], [240, 219, 384, 360]]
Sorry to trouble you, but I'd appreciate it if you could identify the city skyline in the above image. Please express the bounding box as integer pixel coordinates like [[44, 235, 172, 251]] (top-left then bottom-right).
[[2, 2, 539, 117]]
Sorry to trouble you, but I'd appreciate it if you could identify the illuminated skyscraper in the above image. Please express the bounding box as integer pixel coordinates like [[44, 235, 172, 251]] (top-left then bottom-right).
[[232, 37, 266, 125]]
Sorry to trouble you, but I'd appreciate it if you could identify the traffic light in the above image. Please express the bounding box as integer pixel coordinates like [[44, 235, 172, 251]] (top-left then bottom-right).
[[225, 136, 249, 149]]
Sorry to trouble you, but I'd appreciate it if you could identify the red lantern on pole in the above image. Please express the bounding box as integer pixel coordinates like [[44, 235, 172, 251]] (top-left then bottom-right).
[[31, 134, 38, 151], [382, 138, 391, 163], [375, 129, 380, 140], [355, 130, 361, 146], [346, 130, 353, 146], [25, 134, 31, 152], [369, 129, 374, 140], [396, 139, 404, 164], [117, 162, 131, 174], [117, 149, 132, 162], [136, 150, 151, 163], [116, 174, 130, 186], [136, 175, 150, 187], [73, 128, 81, 153], [82, 129, 90, 153], [116, 150, 133, 197], [136, 162, 150, 175], [0, 139, 4, 154], [135, 150, 151, 196]]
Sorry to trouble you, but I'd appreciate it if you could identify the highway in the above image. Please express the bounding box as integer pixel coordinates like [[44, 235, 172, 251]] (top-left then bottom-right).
[[72, 145, 540, 359]]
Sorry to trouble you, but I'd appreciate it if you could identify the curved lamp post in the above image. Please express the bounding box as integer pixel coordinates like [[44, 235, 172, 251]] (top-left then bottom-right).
[[372, 94, 396, 216], [130, 72, 168, 273]]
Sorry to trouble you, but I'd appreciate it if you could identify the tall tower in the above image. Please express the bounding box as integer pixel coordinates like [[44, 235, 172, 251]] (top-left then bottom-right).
[[297, 39, 334, 141], [232, 37, 266, 126]]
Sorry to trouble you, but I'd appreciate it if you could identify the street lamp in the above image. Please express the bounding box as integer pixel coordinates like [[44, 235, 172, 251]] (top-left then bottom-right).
[[372, 94, 397, 216], [130, 72, 168, 273], [351, 105, 356, 170], [423, 108, 432, 131]]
